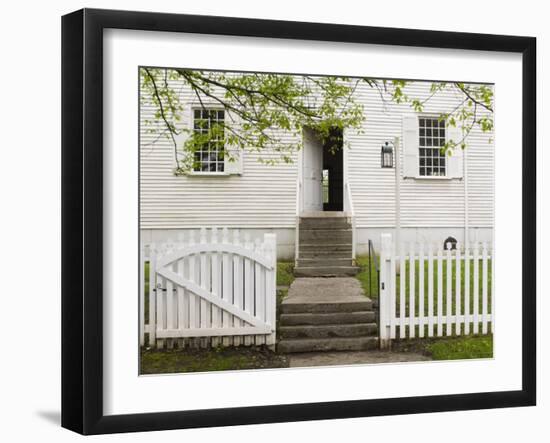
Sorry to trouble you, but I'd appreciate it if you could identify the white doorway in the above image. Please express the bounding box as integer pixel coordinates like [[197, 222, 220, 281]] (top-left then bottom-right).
[[302, 127, 324, 212]]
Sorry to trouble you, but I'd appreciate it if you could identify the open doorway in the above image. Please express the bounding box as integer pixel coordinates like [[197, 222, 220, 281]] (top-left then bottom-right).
[[302, 126, 344, 213], [322, 127, 344, 211]]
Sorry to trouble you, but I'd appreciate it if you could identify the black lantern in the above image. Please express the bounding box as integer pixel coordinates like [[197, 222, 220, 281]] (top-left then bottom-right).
[[381, 141, 394, 168]]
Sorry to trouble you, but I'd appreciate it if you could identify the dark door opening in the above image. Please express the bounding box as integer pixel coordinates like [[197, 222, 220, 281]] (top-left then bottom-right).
[[322, 127, 344, 211]]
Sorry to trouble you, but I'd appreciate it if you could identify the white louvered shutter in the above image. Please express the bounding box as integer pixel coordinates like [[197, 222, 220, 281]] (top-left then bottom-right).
[[447, 123, 464, 179], [224, 110, 243, 175], [224, 145, 243, 175], [402, 115, 420, 178]]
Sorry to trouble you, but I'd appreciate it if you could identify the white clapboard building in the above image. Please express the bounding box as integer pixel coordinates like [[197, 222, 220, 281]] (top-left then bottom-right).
[[140, 75, 493, 276]]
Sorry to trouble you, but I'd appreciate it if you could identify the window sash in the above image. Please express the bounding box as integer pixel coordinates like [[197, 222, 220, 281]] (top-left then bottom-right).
[[193, 109, 225, 172], [418, 117, 446, 177]]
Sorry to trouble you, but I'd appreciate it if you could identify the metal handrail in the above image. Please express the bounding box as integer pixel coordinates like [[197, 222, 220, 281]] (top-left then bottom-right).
[[295, 177, 301, 265], [368, 239, 380, 299]]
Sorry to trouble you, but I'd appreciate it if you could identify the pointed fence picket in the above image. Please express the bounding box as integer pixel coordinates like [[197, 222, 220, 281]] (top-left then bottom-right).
[[139, 228, 277, 349], [379, 233, 493, 348]]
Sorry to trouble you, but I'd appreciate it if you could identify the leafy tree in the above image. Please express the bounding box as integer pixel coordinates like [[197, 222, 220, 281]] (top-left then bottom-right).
[[140, 68, 493, 174]]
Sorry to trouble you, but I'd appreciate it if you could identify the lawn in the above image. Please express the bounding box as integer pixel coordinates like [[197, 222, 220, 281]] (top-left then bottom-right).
[[393, 334, 493, 360], [141, 346, 289, 374], [356, 255, 379, 299]]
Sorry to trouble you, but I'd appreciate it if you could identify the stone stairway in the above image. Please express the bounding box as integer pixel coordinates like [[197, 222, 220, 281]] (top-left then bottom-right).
[[294, 213, 360, 277], [278, 278, 378, 353]]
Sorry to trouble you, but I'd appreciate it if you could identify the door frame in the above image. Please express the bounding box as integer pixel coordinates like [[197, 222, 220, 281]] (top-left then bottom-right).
[[299, 126, 348, 214], [299, 126, 324, 213]]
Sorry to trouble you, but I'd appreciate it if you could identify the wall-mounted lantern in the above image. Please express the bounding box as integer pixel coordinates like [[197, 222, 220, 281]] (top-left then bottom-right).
[[381, 141, 394, 168]]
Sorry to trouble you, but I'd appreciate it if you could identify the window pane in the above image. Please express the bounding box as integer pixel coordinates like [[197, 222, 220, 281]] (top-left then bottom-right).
[[192, 109, 226, 172], [418, 117, 448, 177]]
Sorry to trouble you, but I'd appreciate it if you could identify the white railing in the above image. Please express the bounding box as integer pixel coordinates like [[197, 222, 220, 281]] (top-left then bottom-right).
[[344, 182, 356, 260], [140, 228, 277, 349], [379, 233, 493, 349], [295, 177, 302, 264]]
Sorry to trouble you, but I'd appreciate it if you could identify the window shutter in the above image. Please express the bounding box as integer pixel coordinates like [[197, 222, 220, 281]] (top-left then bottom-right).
[[173, 130, 191, 171], [224, 146, 243, 175], [223, 110, 243, 175], [447, 124, 464, 179], [402, 115, 419, 178]]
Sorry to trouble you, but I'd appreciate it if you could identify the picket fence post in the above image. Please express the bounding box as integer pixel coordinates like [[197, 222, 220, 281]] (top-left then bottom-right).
[[264, 233, 277, 349], [148, 243, 157, 347], [140, 243, 147, 347], [379, 233, 393, 349]]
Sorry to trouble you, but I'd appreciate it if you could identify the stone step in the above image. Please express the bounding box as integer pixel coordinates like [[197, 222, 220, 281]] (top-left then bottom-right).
[[299, 243, 352, 254], [297, 257, 353, 267], [280, 323, 378, 339], [281, 298, 372, 314], [299, 250, 352, 259], [280, 311, 376, 326], [299, 217, 350, 230], [278, 337, 379, 353], [294, 265, 360, 277], [299, 229, 352, 243]]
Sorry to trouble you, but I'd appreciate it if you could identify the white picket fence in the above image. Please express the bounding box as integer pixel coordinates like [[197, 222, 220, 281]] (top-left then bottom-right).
[[140, 228, 277, 349], [379, 233, 493, 348]]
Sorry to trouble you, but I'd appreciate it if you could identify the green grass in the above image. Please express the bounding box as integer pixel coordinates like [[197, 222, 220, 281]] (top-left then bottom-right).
[[275, 261, 295, 336], [393, 335, 493, 360], [428, 335, 493, 360], [277, 261, 295, 287], [392, 335, 493, 360], [141, 346, 289, 374], [356, 255, 380, 299]]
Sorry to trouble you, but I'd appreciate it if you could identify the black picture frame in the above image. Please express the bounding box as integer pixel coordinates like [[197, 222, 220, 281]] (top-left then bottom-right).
[[61, 8, 536, 435]]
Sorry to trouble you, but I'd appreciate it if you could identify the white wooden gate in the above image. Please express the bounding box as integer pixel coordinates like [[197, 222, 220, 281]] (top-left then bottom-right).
[[378, 233, 493, 348], [140, 228, 277, 349]]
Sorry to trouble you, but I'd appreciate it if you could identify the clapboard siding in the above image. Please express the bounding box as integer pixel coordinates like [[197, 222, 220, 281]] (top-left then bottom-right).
[[346, 82, 493, 229], [140, 76, 493, 230]]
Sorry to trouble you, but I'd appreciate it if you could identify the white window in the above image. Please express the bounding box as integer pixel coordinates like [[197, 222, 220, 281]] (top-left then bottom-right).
[[193, 109, 225, 172], [402, 114, 462, 180], [419, 117, 446, 177]]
